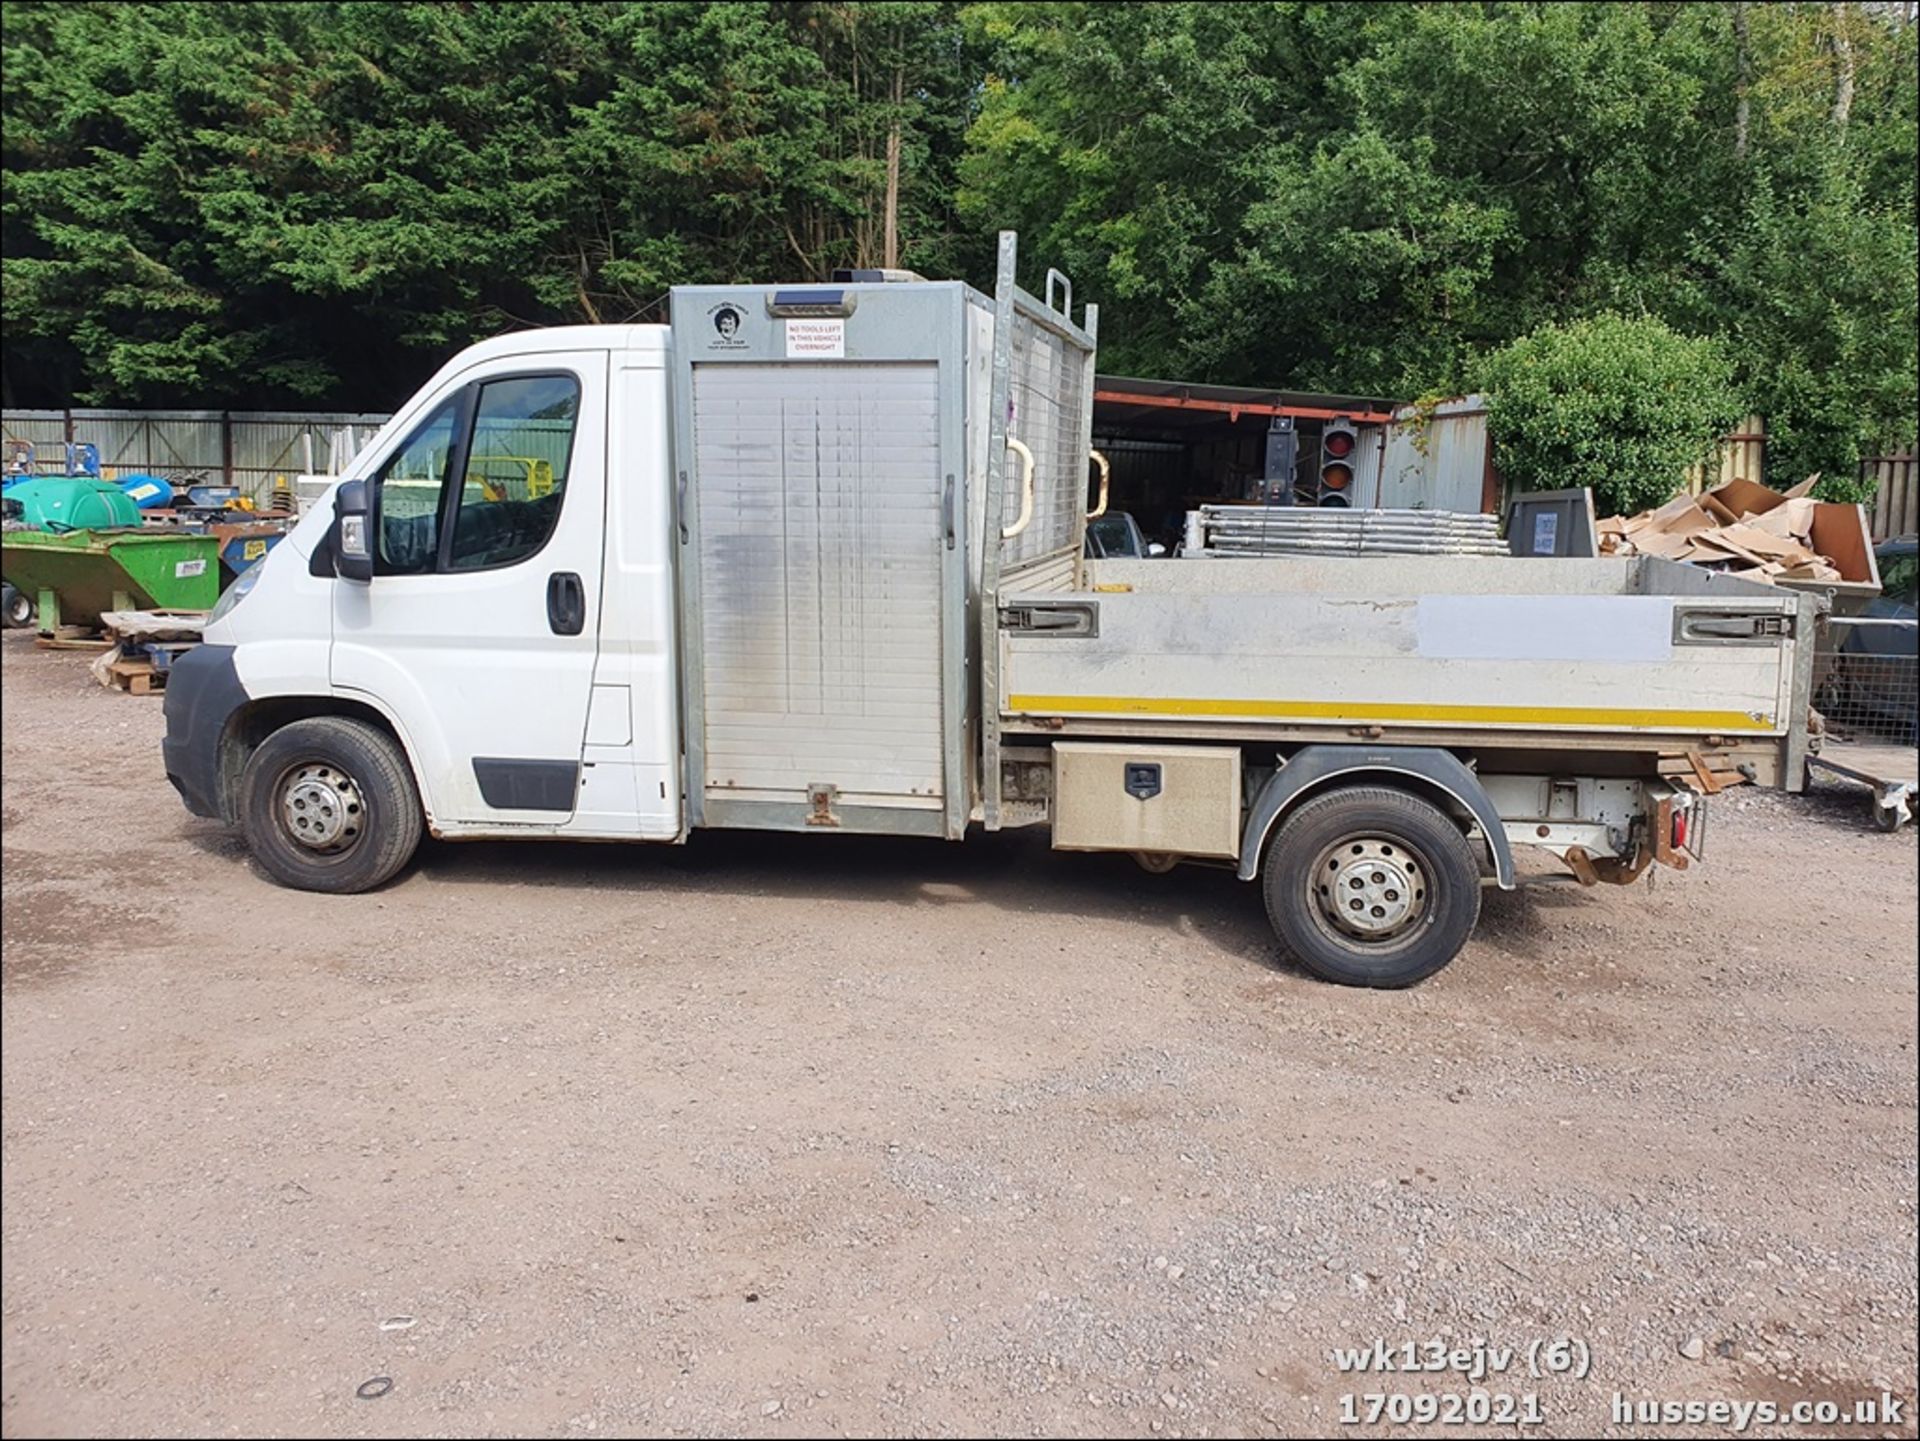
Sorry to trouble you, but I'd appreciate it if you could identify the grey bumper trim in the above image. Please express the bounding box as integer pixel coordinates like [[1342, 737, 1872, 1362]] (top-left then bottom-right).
[[161, 644, 247, 820]]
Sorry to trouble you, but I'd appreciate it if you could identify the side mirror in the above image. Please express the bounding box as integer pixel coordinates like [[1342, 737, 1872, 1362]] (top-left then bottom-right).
[[333, 479, 374, 582], [1146, 542, 1168, 558]]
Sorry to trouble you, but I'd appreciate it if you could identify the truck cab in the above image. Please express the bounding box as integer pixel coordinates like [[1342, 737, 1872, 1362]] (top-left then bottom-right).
[[165, 324, 686, 854]]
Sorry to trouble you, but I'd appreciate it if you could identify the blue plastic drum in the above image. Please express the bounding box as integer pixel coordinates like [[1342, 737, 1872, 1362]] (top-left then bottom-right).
[[118, 474, 175, 510]]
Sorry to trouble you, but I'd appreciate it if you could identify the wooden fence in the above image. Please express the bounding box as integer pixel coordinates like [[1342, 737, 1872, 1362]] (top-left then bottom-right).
[[1861, 451, 1917, 540], [1684, 415, 1769, 497], [1684, 417, 1913, 541]]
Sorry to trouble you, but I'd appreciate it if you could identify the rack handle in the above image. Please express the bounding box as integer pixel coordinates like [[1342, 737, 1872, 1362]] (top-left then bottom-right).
[[1002, 437, 1036, 540], [1044, 268, 1072, 317], [1086, 448, 1111, 520]]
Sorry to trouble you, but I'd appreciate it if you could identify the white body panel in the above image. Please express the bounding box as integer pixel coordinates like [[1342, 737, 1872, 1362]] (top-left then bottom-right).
[[580, 348, 682, 838], [221, 498, 341, 705]]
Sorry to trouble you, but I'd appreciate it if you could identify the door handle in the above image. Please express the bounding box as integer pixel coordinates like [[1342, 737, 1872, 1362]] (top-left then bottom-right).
[[547, 571, 585, 636], [942, 473, 956, 550]]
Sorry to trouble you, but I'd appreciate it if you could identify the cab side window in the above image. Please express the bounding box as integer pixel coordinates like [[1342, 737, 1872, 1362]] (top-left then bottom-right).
[[375, 400, 458, 575], [447, 375, 579, 571]]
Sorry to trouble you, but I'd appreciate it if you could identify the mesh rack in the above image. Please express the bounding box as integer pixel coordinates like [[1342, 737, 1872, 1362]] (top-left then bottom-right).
[[1814, 615, 1919, 746]]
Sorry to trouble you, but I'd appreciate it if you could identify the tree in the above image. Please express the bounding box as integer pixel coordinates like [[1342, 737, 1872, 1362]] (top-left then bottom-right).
[[959, 1, 1916, 487], [1675, 0, 1918, 493], [1, 1, 978, 408], [3, 0, 1915, 492], [1475, 313, 1743, 517]]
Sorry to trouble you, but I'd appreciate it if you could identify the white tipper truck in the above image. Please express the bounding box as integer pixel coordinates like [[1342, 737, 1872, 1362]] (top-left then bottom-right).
[[162, 234, 1820, 986]]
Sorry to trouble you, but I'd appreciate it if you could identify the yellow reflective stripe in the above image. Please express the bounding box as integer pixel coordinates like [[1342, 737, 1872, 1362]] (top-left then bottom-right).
[[1005, 694, 1775, 732]]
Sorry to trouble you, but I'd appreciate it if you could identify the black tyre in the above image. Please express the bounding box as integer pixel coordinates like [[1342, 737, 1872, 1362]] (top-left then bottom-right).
[[238, 717, 423, 893], [1261, 786, 1481, 988], [2, 582, 32, 629]]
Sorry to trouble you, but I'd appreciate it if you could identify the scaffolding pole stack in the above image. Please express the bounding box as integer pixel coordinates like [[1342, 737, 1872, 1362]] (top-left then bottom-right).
[[1183, 505, 1507, 558]]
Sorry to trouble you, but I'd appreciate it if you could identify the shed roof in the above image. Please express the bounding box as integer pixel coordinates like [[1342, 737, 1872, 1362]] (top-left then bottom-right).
[[1093, 373, 1402, 430]]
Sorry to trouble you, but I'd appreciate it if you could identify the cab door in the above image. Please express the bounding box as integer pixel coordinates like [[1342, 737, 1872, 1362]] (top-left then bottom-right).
[[331, 353, 608, 828]]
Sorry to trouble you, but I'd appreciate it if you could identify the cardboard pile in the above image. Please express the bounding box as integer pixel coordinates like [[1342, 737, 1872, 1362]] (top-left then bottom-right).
[[1597, 476, 1843, 583]]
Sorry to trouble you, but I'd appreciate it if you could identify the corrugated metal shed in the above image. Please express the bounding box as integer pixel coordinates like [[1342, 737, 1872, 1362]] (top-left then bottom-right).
[[2, 407, 391, 498], [1089, 375, 1405, 524], [1376, 396, 1492, 513]]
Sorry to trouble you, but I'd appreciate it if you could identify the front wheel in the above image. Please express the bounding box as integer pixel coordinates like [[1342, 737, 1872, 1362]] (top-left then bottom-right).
[[238, 717, 423, 893], [2, 583, 33, 629], [1262, 786, 1481, 988]]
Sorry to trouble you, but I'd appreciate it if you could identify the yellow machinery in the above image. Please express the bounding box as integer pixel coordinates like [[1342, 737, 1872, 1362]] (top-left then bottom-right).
[[468, 456, 555, 503]]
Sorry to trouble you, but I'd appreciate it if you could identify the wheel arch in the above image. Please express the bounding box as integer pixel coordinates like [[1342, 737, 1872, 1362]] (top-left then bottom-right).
[[216, 695, 432, 827], [1238, 745, 1515, 889]]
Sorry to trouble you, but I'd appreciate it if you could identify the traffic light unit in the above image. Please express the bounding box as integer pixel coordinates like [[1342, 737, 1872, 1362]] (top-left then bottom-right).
[[1259, 415, 1364, 506], [1318, 418, 1357, 508]]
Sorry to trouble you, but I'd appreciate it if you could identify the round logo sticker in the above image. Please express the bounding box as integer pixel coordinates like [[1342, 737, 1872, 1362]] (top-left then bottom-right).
[[709, 303, 747, 345]]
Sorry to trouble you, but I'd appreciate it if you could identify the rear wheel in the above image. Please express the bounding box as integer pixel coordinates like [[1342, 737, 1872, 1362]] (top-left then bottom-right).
[[1261, 786, 1480, 988], [238, 717, 423, 893]]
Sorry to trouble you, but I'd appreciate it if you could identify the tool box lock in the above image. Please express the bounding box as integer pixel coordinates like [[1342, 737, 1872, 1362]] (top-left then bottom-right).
[[1124, 763, 1163, 801]]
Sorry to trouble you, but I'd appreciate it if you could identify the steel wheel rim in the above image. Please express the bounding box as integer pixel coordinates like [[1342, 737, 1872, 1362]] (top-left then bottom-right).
[[275, 760, 366, 857], [1306, 832, 1431, 946]]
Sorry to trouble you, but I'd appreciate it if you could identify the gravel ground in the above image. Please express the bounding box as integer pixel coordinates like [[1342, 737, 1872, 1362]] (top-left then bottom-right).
[[2, 628, 1915, 1439]]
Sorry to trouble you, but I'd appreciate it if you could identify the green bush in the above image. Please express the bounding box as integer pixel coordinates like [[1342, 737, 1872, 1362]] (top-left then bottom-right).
[[1476, 314, 1744, 518]]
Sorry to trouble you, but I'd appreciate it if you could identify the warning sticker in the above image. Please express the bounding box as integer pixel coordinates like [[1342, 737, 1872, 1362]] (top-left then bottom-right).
[[243, 539, 268, 561], [785, 318, 845, 359], [174, 558, 207, 578]]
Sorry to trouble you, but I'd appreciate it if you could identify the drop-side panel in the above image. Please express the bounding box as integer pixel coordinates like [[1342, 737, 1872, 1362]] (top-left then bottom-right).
[[1001, 587, 1797, 737], [692, 362, 945, 809]]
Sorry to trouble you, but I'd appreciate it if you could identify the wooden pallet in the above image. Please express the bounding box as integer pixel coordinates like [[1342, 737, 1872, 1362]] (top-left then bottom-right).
[[34, 625, 114, 652], [1657, 748, 1752, 794], [104, 657, 164, 695]]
